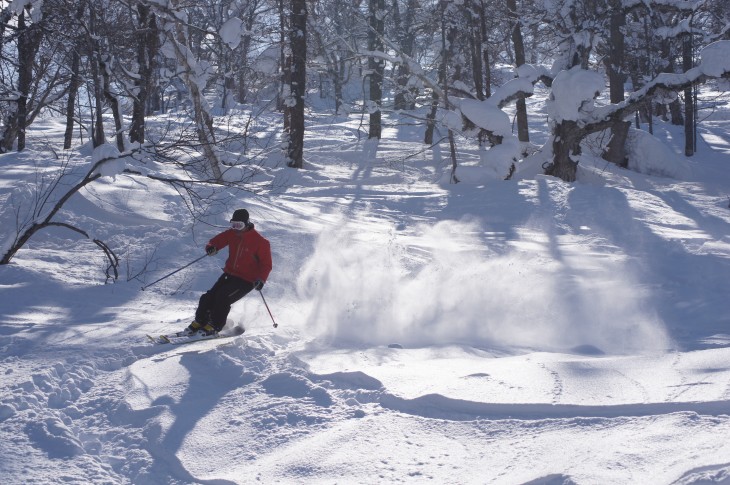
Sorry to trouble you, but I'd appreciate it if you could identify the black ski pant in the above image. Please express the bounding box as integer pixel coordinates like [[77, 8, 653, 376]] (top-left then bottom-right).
[[196, 273, 254, 331]]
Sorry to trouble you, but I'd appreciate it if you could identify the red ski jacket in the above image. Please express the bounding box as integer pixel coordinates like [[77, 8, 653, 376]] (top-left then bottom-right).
[[207, 225, 272, 283]]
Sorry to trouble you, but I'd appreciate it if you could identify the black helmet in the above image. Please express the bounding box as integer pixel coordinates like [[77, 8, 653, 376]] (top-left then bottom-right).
[[231, 209, 249, 223]]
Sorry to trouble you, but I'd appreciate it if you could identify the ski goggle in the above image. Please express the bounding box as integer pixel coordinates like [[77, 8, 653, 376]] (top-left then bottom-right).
[[230, 221, 246, 230]]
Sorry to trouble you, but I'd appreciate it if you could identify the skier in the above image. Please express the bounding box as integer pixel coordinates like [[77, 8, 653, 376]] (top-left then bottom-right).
[[183, 209, 273, 336]]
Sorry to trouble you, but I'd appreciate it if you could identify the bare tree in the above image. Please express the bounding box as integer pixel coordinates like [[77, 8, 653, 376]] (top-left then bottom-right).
[[156, 1, 224, 180], [0, 151, 121, 280]]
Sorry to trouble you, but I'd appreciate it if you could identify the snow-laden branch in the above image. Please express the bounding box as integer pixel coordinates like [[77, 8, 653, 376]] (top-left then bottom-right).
[[0, 144, 131, 266], [584, 40, 730, 133]]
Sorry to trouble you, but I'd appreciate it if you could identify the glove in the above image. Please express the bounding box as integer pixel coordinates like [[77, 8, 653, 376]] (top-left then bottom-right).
[[205, 245, 218, 256], [253, 279, 264, 291]]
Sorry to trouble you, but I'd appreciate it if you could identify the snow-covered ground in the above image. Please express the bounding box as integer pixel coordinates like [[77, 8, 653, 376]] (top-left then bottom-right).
[[1, 92, 730, 484]]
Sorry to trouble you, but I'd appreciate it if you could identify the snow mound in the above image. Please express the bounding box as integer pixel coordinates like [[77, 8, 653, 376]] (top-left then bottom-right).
[[220, 17, 244, 49], [91, 143, 125, 179], [700, 40, 730, 77], [627, 128, 691, 179], [458, 98, 512, 136]]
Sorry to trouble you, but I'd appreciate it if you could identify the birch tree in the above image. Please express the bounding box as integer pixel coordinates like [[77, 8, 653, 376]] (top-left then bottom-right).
[[158, 3, 223, 180]]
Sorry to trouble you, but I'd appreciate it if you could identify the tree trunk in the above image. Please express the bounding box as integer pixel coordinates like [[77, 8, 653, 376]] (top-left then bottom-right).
[[467, 0, 484, 100], [100, 55, 125, 152], [2, 9, 43, 152], [547, 121, 582, 182], [64, 49, 81, 149], [130, 4, 158, 144], [469, 34, 484, 101], [424, 90, 438, 145], [64, 3, 85, 149], [669, 98, 684, 125], [658, 37, 684, 126], [607, 1, 626, 105], [235, 10, 256, 104], [167, 4, 223, 180], [602, 0, 629, 167], [480, 0, 492, 98], [393, 0, 417, 110], [683, 34, 694, 157], [442, 6, 459, 182], [425, 2, 448, 146], [287, 0, 307, 168], [88, 8, 106, 148], [603, 120, 630, 168], [278, 0, 291, 131], [334, 57, 345, 114], [16, 10, 38, 151], [507, 0, 529, 142], [368, 0, 385, 139]]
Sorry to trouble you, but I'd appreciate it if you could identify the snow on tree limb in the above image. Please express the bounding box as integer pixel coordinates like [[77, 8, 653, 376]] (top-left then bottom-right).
[[585, 40, 730, 133]]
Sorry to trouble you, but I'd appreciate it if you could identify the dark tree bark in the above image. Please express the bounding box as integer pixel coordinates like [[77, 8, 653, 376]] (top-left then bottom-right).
[[287, 0, 307, 168], [602, 0, 629, 167], [130, 4, 159, 144], [63, 48, 81, 149], [547, 121, 583, 182], [278, 0, 291, 131], [100, 54, 125, 152], [683, 33, 695, 156], [393, 0, 418, 110], [234, 2, 258, 104], [656, 38, 684, 125], [480, 0, 492, 99], [64, 2, 85, 149], [467, 0, 484, 100], [2, 8, 44, 152], [424, 89, 439, 145], [368, 0, 385, 139], [88, 7, 107, 148], [606, 1, 626, 105], [603, 120, 631, 168], [507, 0, 529, 142]]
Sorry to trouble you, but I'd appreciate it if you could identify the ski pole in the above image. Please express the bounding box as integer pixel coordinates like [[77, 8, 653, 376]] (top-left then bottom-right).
[[258, 289, 279, 328], [141, 254, 208, 291]]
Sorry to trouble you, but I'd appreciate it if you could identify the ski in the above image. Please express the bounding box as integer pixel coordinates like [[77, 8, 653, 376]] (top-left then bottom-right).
[[147, 325, 245, 345]]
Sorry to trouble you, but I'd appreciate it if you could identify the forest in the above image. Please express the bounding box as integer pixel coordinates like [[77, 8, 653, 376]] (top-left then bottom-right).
[[2, 3, 730, 483], [1, 0, 729, 269]]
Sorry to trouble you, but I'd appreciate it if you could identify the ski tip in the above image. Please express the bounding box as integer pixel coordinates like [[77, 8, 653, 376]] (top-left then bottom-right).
[[146, 334, 169, 345]]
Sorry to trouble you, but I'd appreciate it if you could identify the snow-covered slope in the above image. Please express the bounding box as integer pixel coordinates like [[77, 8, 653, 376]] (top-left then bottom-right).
[[1, 104, 730, 484]]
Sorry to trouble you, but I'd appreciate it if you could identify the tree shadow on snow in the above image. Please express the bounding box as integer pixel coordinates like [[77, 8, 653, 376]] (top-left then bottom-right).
[[143, 350, 257, 484]]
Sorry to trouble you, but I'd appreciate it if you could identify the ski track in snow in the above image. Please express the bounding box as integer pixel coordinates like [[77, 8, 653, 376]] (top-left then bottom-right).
[[4, 328, 730, 484]]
